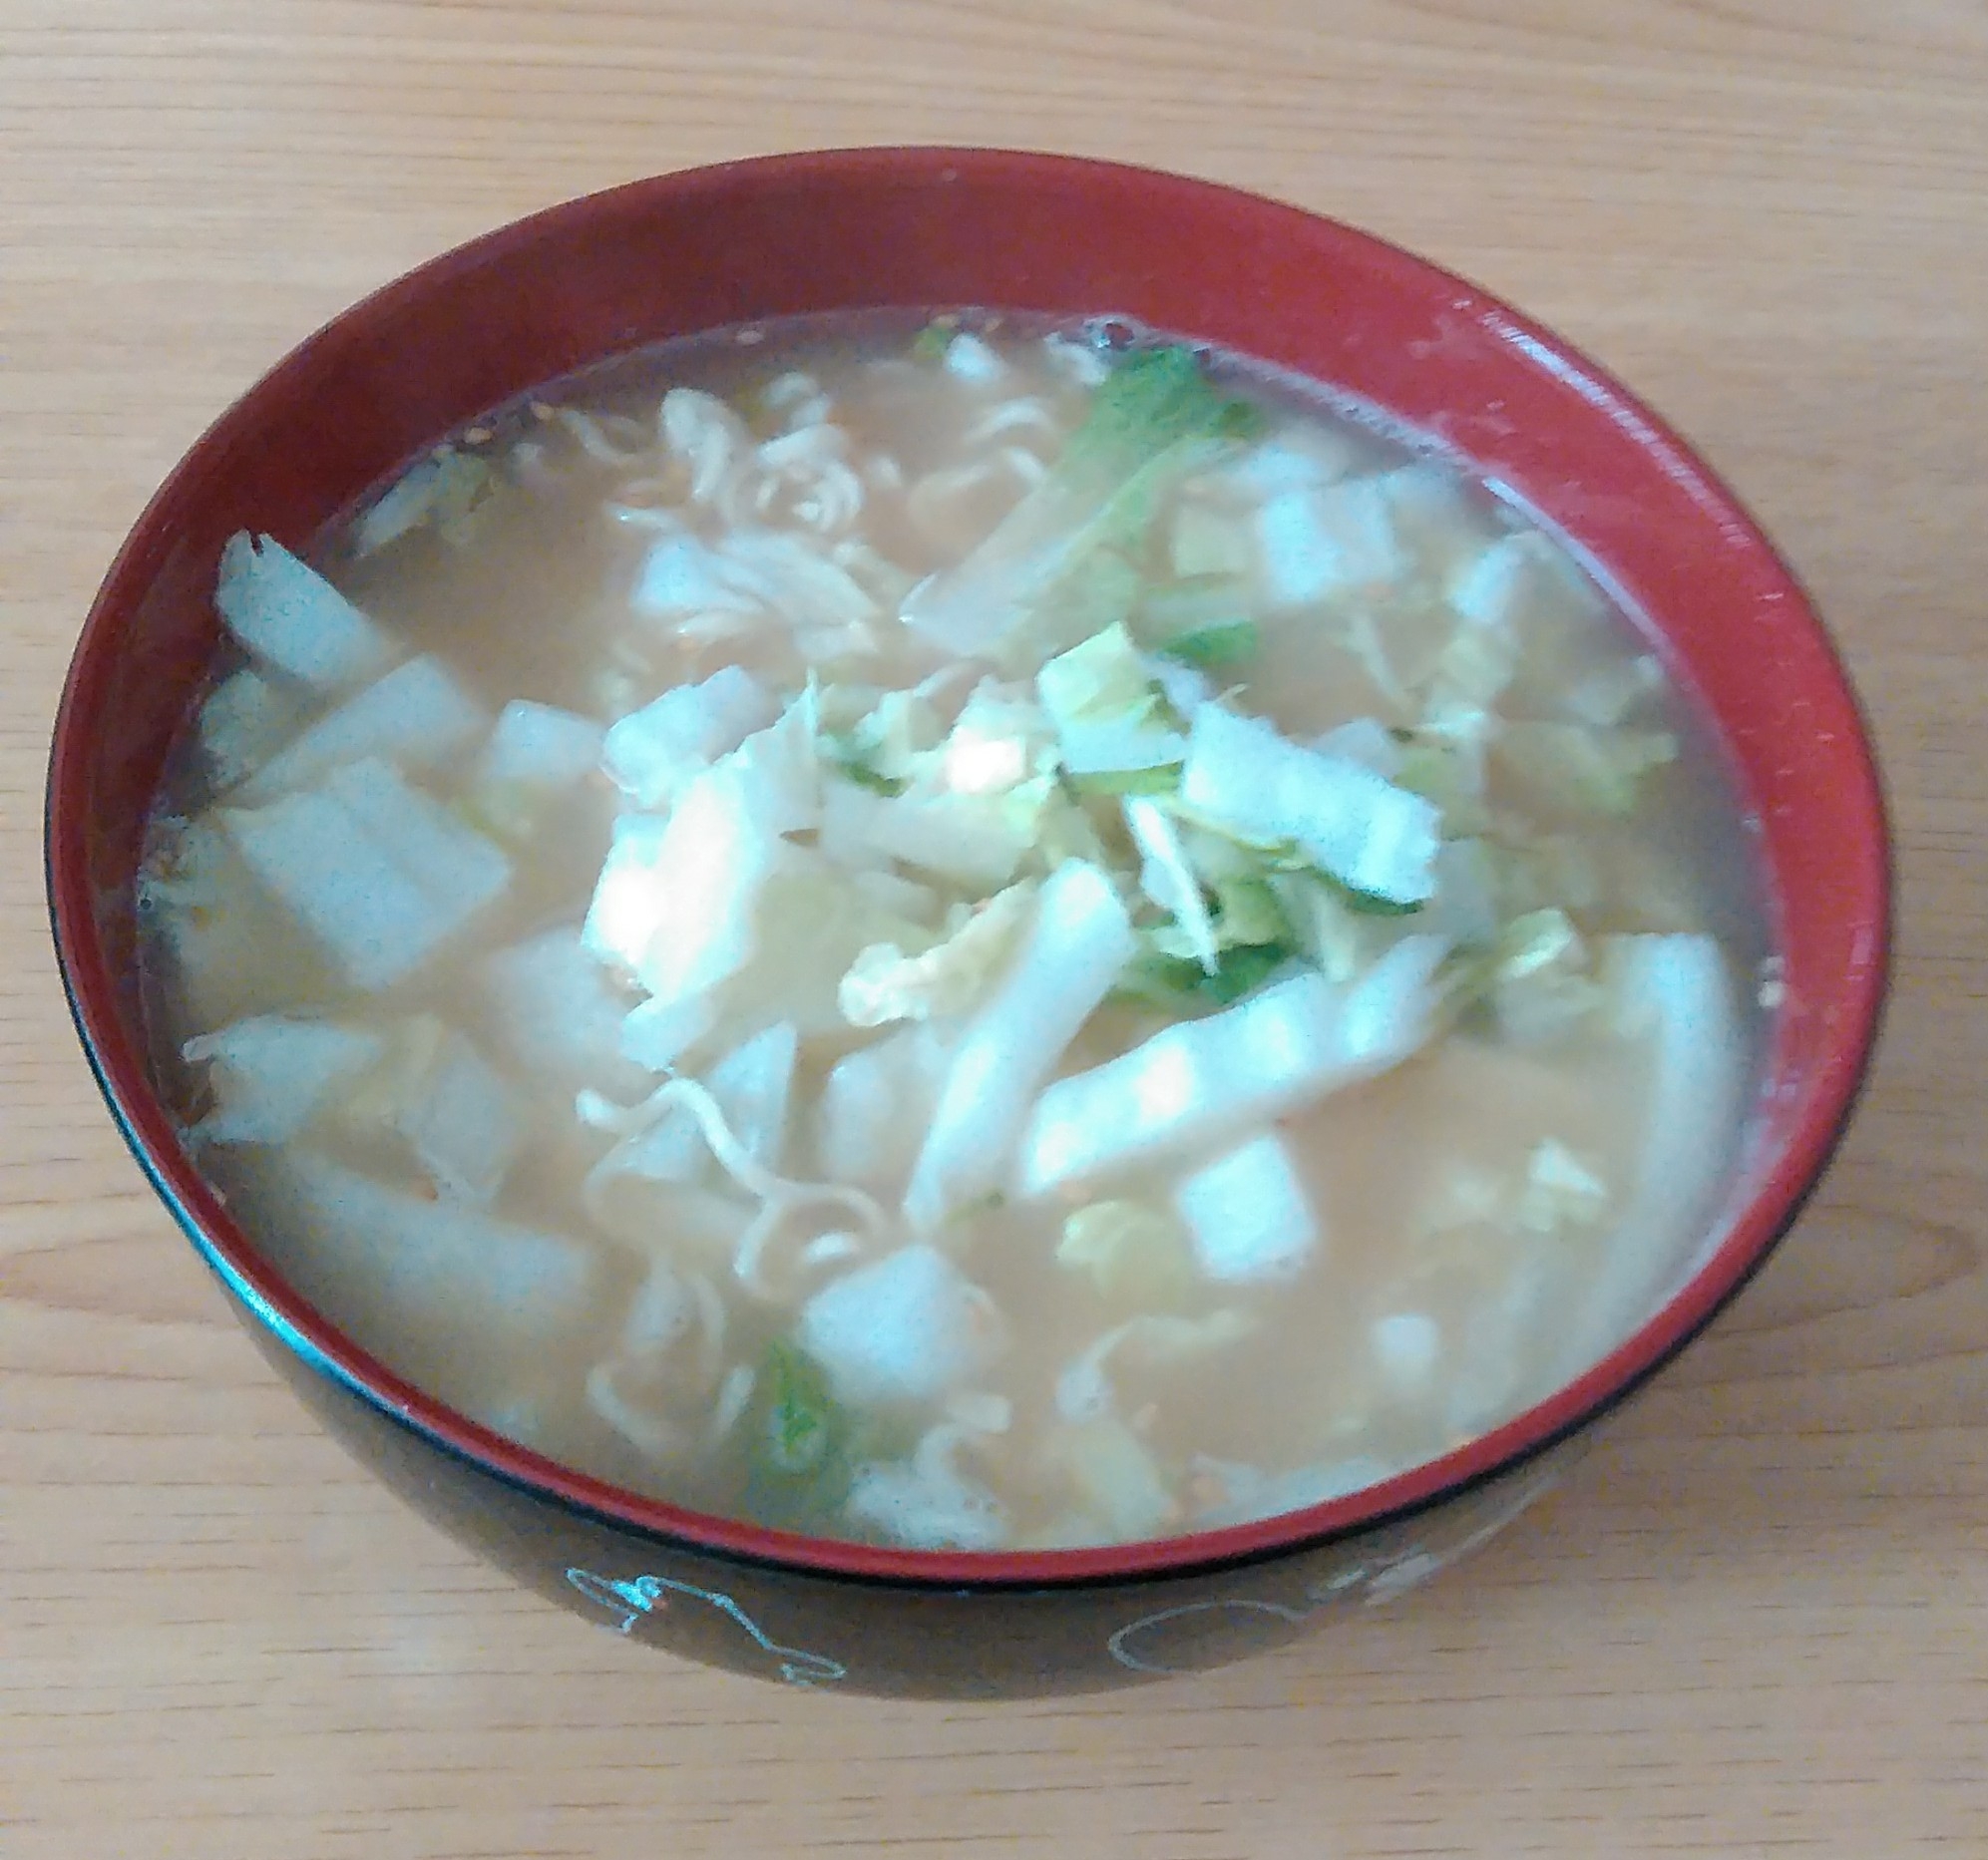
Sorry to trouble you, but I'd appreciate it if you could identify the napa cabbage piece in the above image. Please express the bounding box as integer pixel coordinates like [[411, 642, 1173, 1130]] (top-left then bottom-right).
[[1448, 531, 1600, 633], [215, 533, 399, 695], [1550, 934, 1744, 1375], [219, 757, 511, 992], [815, 1024, 952, 1192], [181, 1014, 384, 1147], [197, 667, 308, 794], [468, 699, 606, 840], [336, 1015, 524, 1207], [904, 861, 1136, 1234], [584, 693, 821, 1007], [795, 1243, 1006, 1408], [602, 666, 779, 809], [1055, 1199, 1196, 1308], [1036, 623, 1188, 790], [1179, 704, 1440, 906], [839, 881, 1036, 1027], [1134, 573, 1259, 669], [1515, 1139, 1610, 1237], [592, 1022, 799, 1189], [268, 1152, 600, 1350], [354, 447, 502, 556], [819, 779, 1047, 891], [1253, 473, 1406, 611], [934, 681, 1057, 796], [1039, 1418, 1179, 1543], [903, 345, 1257, 666], [634, 526, 880, 637], [1173, 1131, 1321, 1285], [1123, 797, 1218, 973], [1017, 938, 1446, 1199], [1486, 908, 1604, 1044], [233, 654, 486, 804], [481, 925, 644, 1095]]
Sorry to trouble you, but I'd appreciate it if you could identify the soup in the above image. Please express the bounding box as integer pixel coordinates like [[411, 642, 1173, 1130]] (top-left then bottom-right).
[[138, 314, 1768, 1552]]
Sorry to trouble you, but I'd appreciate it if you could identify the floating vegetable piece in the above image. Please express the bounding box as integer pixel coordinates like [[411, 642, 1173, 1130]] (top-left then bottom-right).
[[905, 346, 1256, 661], [220, 758, 511, 993], [1180, 705, 1440, 905], [215, 532, 398, 695], [796, 1244, 1007, 1408], [182, 1015, 384, 1147], [1056, 1200, 1196, 1308], [905, 860, 1135, 1233], [1019, 939, 1445, 1199], [840, 882, 1037, 1027], [235, 655, 486, 804], [602, 666, 779, 810], [1124, 797, 1219, 974], [1174, 1131, 1321, 1285]]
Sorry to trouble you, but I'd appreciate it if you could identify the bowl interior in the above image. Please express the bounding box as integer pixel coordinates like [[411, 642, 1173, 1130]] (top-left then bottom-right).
[[47, 148, 1888, 1585]]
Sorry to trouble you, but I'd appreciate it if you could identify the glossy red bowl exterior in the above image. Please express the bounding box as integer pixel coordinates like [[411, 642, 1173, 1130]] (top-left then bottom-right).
[[47, 149, 1887, 1697]]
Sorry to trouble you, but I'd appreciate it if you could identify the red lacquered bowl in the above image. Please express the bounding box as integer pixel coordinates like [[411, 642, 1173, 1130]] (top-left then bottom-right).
[[46, 149, 1888, 1697]]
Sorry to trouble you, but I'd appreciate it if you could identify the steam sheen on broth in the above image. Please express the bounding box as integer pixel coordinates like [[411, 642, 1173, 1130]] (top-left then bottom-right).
[[139, 314, 1766, 1552]]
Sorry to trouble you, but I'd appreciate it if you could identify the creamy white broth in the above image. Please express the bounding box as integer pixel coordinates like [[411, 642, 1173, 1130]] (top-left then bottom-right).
[[139, 313, 1767, 1550]]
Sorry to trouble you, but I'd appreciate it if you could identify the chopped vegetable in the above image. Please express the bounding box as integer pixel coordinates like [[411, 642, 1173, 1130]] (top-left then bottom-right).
[[1055, 1310, 1254, 1422], [235, 654, 486, 804], [1040, 1418, 1178, 1542], [1115, 936, 1295, 1011], [601, 666, 779, 811], [904, 859, 1135, 1233], [272, 1152, 598, 1348], [220, 758, 511, 992], [819, 780, 1041, 891], [1036, 623, 1188, 787], [1551, 934, 1743, 1377], [1516, 1140, 1609, 1237], [1490, 908, 1602, 1045], [1019, 941, 1445, 1199], [470, 700, 606, 839], [182, 1015, 383, 1146], [603, 1022, 800, 1187], [757, 1338, 846, 1478], [354, 448, 501, 557], [1173, 1132, 1321, 1285], [1167, 504, 1257, 579], [481, 925, 643, 1093], [338, 1016, 523, 1207], [197, 668, 307, 794], [215, 532, 398, 695], [1124, 796, 1219, 974], [815, 1026, 950, 1192], [1254, 474, 1405, 611], [796, 1244, 1006, 1408], [1057, 1199, 1196, 1308], [1179, 704, 1441, 905], [904, 345, 1257, 662], [840, 881, 1037, 1027]]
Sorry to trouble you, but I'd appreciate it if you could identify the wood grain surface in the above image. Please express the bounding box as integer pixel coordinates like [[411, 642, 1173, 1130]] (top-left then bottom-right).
[[4, 2, 1985, 1854]]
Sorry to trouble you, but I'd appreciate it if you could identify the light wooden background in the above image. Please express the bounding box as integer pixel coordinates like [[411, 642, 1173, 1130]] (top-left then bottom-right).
[[4, 3, 1985, 1855]]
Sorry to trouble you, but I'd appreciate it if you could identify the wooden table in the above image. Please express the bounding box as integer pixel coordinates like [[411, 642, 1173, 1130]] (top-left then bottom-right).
[[5, 3, 1984, 1853]]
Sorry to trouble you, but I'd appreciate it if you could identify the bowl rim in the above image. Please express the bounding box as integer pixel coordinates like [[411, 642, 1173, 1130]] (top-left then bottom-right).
[[46, 145, 1891, 1592]]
